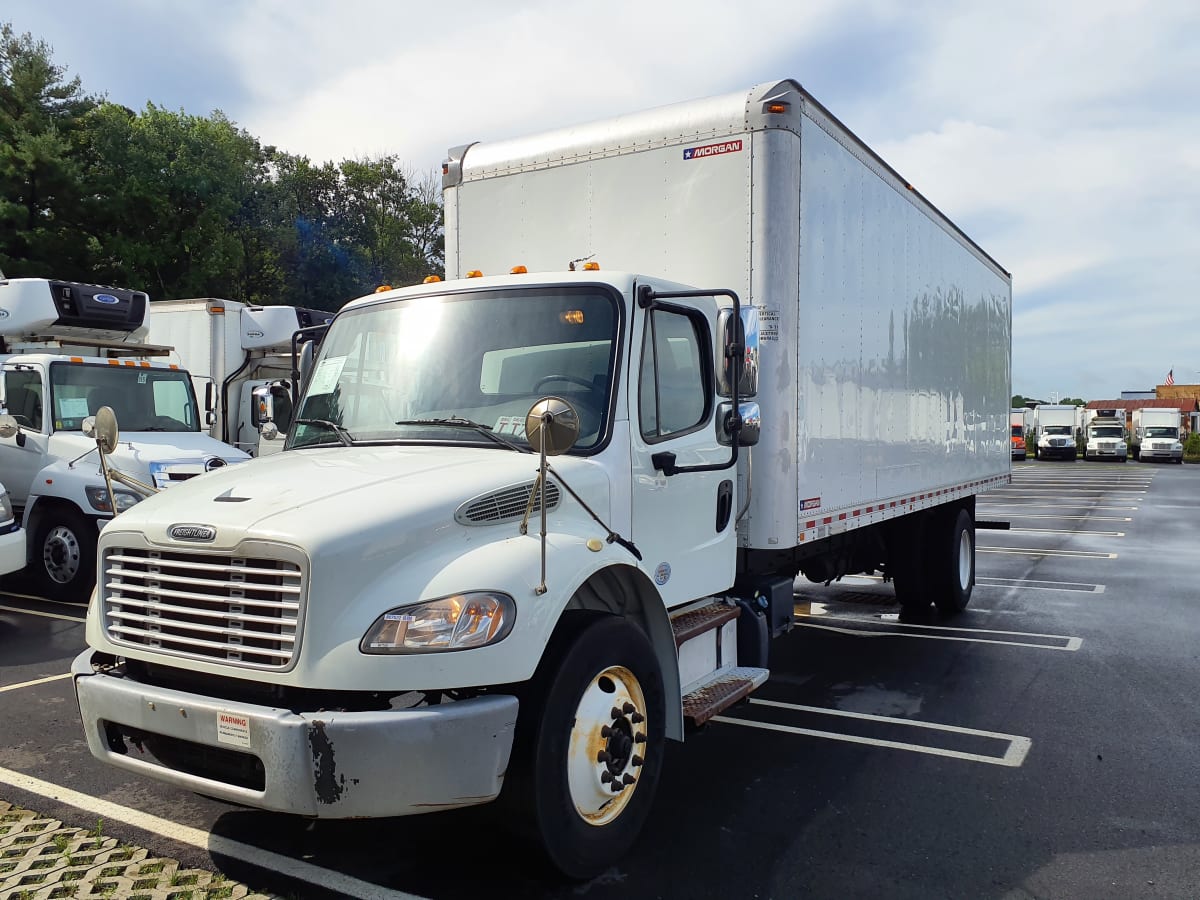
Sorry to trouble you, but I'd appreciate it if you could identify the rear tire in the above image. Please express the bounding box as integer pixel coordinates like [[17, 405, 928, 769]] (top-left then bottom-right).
[[505, 616, 665, 879], [929, 508, 975, 615]]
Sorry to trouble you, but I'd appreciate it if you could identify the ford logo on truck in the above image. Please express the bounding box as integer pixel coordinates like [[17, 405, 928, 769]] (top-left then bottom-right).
[[169, 524, 216, 542]]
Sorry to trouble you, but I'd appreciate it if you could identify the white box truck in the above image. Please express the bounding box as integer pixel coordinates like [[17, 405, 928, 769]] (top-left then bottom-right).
[[1082, 407, 1128, 462], [0, 278, 250, 599], [1131, 407, 1182, 463], [72, 80, 1012, 877], [143, 299, 335, 456], [1031, 404, 1079, 460]]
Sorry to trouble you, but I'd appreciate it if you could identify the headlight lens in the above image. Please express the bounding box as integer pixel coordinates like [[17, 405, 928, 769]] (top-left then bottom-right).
[[0, 490, 12, 523], [361, 592, 516, 654], [85, 485, 142, 513]]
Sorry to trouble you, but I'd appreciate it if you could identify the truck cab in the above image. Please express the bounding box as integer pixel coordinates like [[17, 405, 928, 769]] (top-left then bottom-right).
[[1082, 409, 1128, 462], [0, 278, 251, 599]]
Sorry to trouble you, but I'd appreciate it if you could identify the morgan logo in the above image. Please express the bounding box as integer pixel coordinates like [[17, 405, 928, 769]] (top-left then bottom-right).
[[169, 524, 216, 542], [683, 139, 743, 161]]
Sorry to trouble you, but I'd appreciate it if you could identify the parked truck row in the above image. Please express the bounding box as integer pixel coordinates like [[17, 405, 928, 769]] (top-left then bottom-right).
[[68, 80, 1014, 877], [1019, 403, 1185, 463]]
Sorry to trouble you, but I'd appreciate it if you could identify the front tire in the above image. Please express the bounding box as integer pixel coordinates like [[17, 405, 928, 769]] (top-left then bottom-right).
[[33, 506, 96, 602], [507, 616, 666, 879]]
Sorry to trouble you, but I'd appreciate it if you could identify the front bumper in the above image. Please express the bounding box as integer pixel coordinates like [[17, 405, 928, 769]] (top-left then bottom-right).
[[1038, 446, 1076, 460], [1139, 449, 1182, 462], [0, 525, 25, 576], [73, 651, 519, 818]]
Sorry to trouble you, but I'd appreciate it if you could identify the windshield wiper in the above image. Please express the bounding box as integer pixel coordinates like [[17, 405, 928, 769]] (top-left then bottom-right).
[[394, 416, 530, 453], [295, 418, 355, 446]]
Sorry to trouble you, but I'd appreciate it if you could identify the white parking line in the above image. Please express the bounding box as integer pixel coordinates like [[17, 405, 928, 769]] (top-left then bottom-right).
[[0, 603, 85, 623], [978, 547, 1116, 559], [794, 614, 1083, 651], [0, 589, 88, 608], [0, 673, 73, 694], [1005, 527, 1124, 537], [714, 699, 1031, 767], [0, 766, 421, 899], [976, 576, 1105, 594], [979, 513, 1132, 521]]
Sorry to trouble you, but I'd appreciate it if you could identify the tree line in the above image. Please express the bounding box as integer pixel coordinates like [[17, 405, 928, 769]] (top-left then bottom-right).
[[0, 23, 443, 311]]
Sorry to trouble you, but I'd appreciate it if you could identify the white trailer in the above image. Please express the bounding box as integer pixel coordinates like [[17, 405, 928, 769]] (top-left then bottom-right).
[[73, 80, 1012, 877], [1131, 407, 1182, 463], [144, 299, 334, 456], [1082, 407, 1128, 462], [0, 278, 250, 599], [1031, 404, 1080, 460]]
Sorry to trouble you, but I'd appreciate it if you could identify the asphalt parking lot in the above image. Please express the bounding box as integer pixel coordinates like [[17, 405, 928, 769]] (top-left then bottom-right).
[[2, 459, 1199, 899]]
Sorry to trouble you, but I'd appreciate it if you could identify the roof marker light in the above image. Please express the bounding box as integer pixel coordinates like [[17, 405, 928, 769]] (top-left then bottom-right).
[[510, 265, 528, 275], [466, 270, 483, 278], [423, 275, 442, 284], [375, 284, 392, 293], [582, 261, 600, 271], [766, 102, 789, 114]]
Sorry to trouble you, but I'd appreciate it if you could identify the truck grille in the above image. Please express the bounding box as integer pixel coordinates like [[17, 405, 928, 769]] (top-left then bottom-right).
[[102, 548, 303, 670], [1049, 438, 1067, 447]]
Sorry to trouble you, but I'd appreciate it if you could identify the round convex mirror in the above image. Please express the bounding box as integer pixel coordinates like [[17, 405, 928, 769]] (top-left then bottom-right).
[[525, 397, 580, 456]]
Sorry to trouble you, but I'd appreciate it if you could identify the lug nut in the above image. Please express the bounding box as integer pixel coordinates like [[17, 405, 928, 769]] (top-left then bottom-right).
[[600, 725, 611, 737], [597, 750, 611, 763], [601, 770, 613, 783], [634, 733, 646, 744], [622, 702, 635, 714], [611, 782, 624, 792], [632, 755, 644, 767], [611, 707, 622, 719], [622, 773, 636, 785], [631, 712, 645, 724]]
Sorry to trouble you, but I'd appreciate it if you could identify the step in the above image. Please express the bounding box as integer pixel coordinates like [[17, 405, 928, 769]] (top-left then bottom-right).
[[682, 666, 770, 726], [671, 602, 740, 647]]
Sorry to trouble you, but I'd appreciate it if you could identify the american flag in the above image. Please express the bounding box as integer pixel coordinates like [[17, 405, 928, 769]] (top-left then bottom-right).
[[1165, 369, 1175, 386]]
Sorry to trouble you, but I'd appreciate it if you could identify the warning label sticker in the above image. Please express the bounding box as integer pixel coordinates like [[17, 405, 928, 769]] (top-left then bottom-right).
[[683, 139, 743, 161], [217, 711, 252, 748]]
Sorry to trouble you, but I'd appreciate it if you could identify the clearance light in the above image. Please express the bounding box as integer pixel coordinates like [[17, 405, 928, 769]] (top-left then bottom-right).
[[375, 284, 392, 293], [560, 310, 585, 325], [510, 265, 528, 275], [423, 275, 442, 284], [582, 261, 600, 271], [466, 270, 483, 278], [107, 360, 119, 366], [766, 102, 789, 114]]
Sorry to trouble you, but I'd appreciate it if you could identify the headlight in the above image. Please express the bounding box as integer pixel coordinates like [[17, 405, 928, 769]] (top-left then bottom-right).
[[1173, 442, 1183, 450], [0, 490, 12, 523], [85, 485, 142, 513], [361, 592, 515, 654]]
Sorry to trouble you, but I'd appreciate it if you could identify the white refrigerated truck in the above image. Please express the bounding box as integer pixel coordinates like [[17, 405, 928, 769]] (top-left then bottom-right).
[[1130, 407, 1183, 463], [0, 278, 250, 599], [143, 299, 335, 456], [73, 80, 1012, 877], [1082, 407, 1128, 462]]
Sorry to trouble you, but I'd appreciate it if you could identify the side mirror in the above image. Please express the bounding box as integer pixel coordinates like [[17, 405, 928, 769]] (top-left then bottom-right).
[[717, 401, 761, 447], [260, 421, 280, 441], [524, 397, 579, 456], [86, 406, 120, 453], [251, 385, 273, 426], [0, 414, 18, 440], [716, 306, 759, 399]]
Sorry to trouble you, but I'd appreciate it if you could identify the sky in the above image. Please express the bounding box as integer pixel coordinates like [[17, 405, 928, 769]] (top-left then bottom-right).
[[6, 0, 1199, 402]]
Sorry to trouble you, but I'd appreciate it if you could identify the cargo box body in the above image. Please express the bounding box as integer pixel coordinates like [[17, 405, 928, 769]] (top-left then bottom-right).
[[445, 79, 1012, 553]]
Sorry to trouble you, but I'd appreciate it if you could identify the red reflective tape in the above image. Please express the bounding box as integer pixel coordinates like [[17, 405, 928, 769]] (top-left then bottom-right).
[[853, 510, 861, 517], [866, 506, 874, 513], [823, 517, 832, 524], [806, 521, 816, 530], [838, 513, 847, 521]]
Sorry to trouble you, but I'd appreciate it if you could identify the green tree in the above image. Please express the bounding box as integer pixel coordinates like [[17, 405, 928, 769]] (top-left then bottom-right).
[[1012, 394, 1025, 408], [0, 22, 100, 277]]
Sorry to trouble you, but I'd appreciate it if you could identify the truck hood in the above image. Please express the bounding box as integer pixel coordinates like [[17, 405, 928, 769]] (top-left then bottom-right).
[[48, 431, 250, 486], [101, 445, 610, 557]]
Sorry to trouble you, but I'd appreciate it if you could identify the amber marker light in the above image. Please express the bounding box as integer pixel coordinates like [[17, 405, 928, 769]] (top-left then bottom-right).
[[510, 265, 528, 274], [582, 261, 600, 271], [766, 102, 789, 114], [560, 310, 585, 325], [423, 275, 442, 283], [375, 284, 392, 293], [466, 270, 483, 278]]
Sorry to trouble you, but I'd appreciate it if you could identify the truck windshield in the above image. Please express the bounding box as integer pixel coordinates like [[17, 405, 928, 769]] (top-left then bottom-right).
[[291, 286, 620, 451], [1145, 427, 1178, 438], [1090, 425, 1124, 438], [1043, 425, 1072, 435], [49, 362, 200, 433], [1011, 425, 1023, 437]]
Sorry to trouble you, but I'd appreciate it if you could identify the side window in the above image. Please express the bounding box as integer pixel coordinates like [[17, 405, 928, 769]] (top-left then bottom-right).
[[3, 369, 45, 431], [638, 309, 708, 440], [151, 379, 194, 427]]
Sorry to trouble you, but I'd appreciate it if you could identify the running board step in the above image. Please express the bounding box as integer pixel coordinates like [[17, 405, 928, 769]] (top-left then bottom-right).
[[671, 602, 740, 646], [682, 666, 769, 727]]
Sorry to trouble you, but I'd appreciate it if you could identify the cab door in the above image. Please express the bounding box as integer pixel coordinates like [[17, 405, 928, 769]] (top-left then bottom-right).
[[0, 364, 51, 509], [628, 283, 737, 608]]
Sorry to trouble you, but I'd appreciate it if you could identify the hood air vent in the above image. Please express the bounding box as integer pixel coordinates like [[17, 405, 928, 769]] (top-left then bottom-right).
[[456, 481, 562, 526]]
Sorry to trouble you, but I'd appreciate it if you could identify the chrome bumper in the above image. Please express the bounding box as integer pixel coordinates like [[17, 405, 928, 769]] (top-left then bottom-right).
[[73, 651, 518, 818]]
